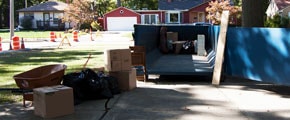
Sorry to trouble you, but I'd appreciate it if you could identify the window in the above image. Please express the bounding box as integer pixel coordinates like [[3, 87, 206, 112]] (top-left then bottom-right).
[[166, 11, 181, 24], [53, 12, 62, 24], [142, 14, 159, 24], [198, 12, 205, 22], [24, 12, 34, 19]]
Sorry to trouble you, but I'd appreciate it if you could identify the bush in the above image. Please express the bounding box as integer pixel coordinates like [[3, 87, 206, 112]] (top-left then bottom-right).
[[20, 16, 33, 30], [80, 23, 91, 30], [265, 14, 290, 28], [91, 21, 102, 31]]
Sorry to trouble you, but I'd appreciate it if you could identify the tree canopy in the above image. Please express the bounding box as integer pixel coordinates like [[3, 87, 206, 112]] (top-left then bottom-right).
[[118, 0, 158, 10], [62, 0, 98, 29], [206, 0, 241, 24]]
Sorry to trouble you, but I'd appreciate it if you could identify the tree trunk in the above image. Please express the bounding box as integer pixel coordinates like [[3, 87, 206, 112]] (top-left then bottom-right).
[[0, 8, 2, 29], [242, 0, 268, 27]]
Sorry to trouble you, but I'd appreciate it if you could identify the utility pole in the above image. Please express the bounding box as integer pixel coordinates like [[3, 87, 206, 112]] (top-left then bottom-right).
[[25, 0, 27, 8], [10, 0, 14, 41]]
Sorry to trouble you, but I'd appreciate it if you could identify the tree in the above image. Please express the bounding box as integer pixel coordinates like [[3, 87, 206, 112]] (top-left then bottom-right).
[[119, 0, 158, 10], [0, 0, 48, 28], [94, 0, 116, 17], [62, 0, 98, 29], [242, 0, 269, 27], [265, 14, 290, 28], [206, 0, 241, 24]]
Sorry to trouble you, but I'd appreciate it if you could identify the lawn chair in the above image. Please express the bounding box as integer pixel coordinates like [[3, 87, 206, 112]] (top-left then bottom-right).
[[129, 46, 147, 82]]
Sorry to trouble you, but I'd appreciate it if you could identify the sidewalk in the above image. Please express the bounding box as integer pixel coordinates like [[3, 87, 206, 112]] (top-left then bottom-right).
[[0, 31, 134, 51], [103, 78, 290, 120], [1, 78, 290, 120]]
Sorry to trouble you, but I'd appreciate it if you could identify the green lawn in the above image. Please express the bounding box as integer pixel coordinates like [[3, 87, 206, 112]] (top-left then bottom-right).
[[0, 30, 90, 42], [0, 46, 106, 103]]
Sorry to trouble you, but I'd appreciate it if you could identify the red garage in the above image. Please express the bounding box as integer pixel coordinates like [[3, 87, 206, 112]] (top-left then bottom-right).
[[104, 7, 141, 31]]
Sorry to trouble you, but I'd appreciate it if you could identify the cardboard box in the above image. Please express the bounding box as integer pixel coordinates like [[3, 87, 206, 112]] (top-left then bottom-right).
[[33, 85, 74, 118], [104, 49, 131, 71], [167, 32, 178, 42], [109, 68, 136, 91], [105, 60, 122, 72]]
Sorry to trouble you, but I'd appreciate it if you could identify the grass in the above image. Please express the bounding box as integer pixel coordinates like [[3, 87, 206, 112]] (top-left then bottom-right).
[[0, 30, 133, 104], [0, 46, 106, 104], [0, 30, 90, 42]]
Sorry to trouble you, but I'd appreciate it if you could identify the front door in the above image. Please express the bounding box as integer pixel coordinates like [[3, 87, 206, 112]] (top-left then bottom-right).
[[43, 13, 50, 27]]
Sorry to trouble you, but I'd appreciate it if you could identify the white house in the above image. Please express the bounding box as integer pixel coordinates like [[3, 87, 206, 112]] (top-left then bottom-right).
[[17, 1, 72, 30], [266, 0, 290, 18]]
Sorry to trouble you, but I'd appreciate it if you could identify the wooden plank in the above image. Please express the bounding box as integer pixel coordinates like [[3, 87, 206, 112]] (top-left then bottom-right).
[[212, 10, 230, 85]]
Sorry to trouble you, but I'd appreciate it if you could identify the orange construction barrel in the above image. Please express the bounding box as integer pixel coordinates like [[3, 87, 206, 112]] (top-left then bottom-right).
[[12, 36, 20, 50], [73, 31, 78, 42], [50, 32, 56, 42]]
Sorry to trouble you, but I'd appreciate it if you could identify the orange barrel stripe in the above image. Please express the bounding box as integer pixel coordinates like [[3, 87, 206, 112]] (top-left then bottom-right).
[[73, 31, 78, 42], [12, 36, 20, 50], [50, 32, 55, 42]]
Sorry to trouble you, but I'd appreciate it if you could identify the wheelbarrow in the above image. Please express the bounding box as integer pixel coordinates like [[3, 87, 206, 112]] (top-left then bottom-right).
[[13, 64, 67, 107]]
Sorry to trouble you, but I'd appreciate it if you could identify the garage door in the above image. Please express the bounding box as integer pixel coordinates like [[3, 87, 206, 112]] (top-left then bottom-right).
[[107, 17, 137, 31]]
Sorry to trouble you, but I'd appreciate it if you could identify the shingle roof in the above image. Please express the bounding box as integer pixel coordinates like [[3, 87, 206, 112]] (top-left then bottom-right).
[[274, 0, 290, 10], [158, 0, 207, 10], [17, 1, 68, 12]]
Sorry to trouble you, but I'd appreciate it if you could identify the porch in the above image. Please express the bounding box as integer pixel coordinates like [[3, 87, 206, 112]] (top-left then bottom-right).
[[36, 20, 66, 31]]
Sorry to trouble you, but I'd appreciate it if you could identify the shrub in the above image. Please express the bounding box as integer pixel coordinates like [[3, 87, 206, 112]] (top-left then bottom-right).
[[20, 16, 33, 30], [265, 14, 290, 28], [80, 23, 91, 30], [91, 21, 102, 31]]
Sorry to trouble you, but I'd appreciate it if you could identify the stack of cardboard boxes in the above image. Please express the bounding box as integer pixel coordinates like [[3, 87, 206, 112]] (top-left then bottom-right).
[[104, 48, 137, 91]]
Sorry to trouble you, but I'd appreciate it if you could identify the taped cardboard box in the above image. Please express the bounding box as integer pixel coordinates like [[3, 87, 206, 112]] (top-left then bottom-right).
[[109, 68, 136, 91], [105, 60, 122, 72], [104, 49, 131, 71], [167, 32, 178, 42], [33, 85, 74, 118]]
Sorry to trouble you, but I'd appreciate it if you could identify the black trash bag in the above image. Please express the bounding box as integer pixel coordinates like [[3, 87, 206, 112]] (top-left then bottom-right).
[[82, 69, 113, 100], [63, 69, 120, 105], [62, 72, 86, 105], [101, 76, 121, 95]]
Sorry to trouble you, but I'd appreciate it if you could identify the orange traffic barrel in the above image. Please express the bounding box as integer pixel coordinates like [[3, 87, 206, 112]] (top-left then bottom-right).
[[0, 37, 2, 51], [12, 36, 20, 50], [50, 32, 56, 42], [73, 31, 78, 42]]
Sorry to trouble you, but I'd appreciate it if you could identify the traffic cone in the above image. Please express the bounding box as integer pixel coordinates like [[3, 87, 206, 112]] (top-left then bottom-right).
[[21, 38, 25, 49], [0, 37, 2, 51]]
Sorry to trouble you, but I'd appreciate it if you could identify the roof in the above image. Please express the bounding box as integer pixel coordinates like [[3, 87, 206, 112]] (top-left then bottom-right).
[[158, 0, 210, 10], [17, 1, 68, 12], [104, 7, 141, 16], [274, 0, 290, 10]]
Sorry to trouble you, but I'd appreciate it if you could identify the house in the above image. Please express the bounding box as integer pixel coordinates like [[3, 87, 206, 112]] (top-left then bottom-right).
[[158, 0, 212, 24], [103, 7, 141, 31], [266, 0, 290, 18], [104, 0, 213, 31], [17, 1, 71, 30]]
